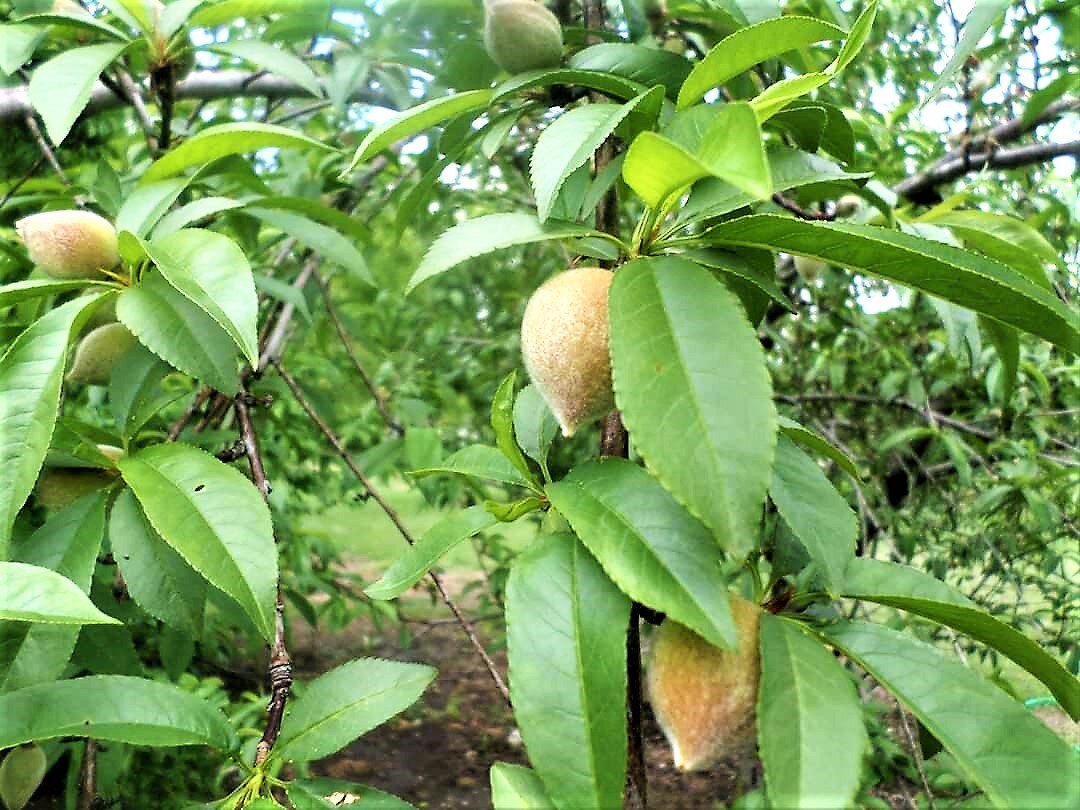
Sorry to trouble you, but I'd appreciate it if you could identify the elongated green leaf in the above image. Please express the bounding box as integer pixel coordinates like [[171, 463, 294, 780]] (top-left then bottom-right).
[[346, 90, 492, 171], [685, 249, 794, 313], [609, 257, 776, 557], [110, 490, 206, 636], [843, 558, 1080, 720], [513, 384, 558, 480], [769, 435, 856, 592], [117, 273, 241, 393], [568, 43, 692, 99], [0, 279, 116, 308], [0, 562, 117, 625], [547, 459, 736, 648], [118, 443, 277, 641], [532, 90, 658, 222], [409, 445, 533, 489], [490, 763, 555, 809], [758, 615, 867, 809], [365, 507, 497, 600], [144, 122, 335, 182], [491, 371, 535, 484], [704, 215, 1080, 354], [0, 23, 45, 76], [145, 229, 259, 367], [0, 295, 100, 550], [678, 16, 844, 108], [28, 42, 127, 144], [980, 316, 1019, 406], [493, 69, 646, 104], [115, 178, 191, 239], [927, 210, 1060, 287], [152, 196, 246, 238], [20, 10, 129, 41], [925, 0, 1008, 103], [214, 40, 322, 97], [827, 0, 878, 74], [191, 0, 329, 26], [1, 493, 107, 691], [506, 533, 629, 810], [824, 622, 1079, 809], [408, 214, 600, 293], [108, 344, 177, 440], [751, 72, 832, 121], [244, 207, 372, 284], [288, 779, 416, 810], [622, 132, 714, 207], [777, 416, 861, 480], [274, 658, 436, 762], [0, 675, 234, 749]]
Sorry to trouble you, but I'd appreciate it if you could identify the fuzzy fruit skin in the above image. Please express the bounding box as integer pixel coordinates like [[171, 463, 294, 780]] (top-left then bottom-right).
[[484, 0, 563, 74], [0, 743, 47, 810], [793, 254, 826, 282], [15, 210, 119, 280], [67, 323, 137, 386], [647, 596, 762, 771], [34, 469, 114, 511], [521, 266, 614, 437]]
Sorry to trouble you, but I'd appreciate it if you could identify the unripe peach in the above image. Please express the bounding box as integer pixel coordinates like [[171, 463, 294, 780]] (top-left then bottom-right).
[[15, 210, 119, 279], [834, 194, 863, 218], [484, 0, 563, 74], [647, 595, 762, 771], [66, 323, 137, 386], [34, 468, 114, 511], [793, 255, 826, 282], [0, 743, 47, 810], [521, 266, 614, 437]]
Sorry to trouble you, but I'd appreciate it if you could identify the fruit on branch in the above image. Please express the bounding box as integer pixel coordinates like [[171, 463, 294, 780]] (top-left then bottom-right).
[[521, 266, 614, 437], [15, 210, 120, 280], [0, 743, 47, 810], [793, 255, 826, 282], [647, 595, 762, 771], [483, 0, 563, 74], [834, 194, 864, 218], [67, 323, 138, 386], [34, 468, 115, 511]]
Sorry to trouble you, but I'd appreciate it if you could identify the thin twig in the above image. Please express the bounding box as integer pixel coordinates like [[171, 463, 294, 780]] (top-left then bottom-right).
[[114, 68, 158, 151], [896, 707, 936, 810], [23, 114, 69, 184], [772, 192, 835, 221], [77, 739, 97, 810], [0, 154, 45, 209], [274, 361, 512, 705], [167, 387, 213, 441]]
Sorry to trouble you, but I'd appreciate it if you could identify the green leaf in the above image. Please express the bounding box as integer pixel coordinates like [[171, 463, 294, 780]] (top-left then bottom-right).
[[678, 16, 845, 108], [777, 415, 861, 480], [758, 615, 867, 809], [0, 295, 101, 550], [27, 42, 127, 144], [117, 273, 241, 393], [568, 43, 692, 100], [115, 178, 191, 239], [118, 443, 277, 642], [0, 279, 117, 309], [491, 371, 535, 484], [927, 210, 1060, 289], [244, 207, 372, 285], [0, 23, 45, 76], [365, 506, 497, 601], [532, 89, 660, 223], [493, 69, 647, 104], [608, 257, 776, 557], [145, 229, 260, 367], [750, 72, 832, 121], [144, 122, 336, 182], [409, 445, 533, 489], [346, 90, 492, 171], [980, 316, 1019, 406], [288, 779, 417, 810], [152, 196, 246, 239], [506, 533, 629, 810], [273, 657, 436, 762], [685, 249, 794, 314], [704, 215, 1080, 354], [490, 763, 555, 809], [513, 384, 558, 480], [407, 214, 601, 293], [0, 562, 116, 625], [622, 132, 711, 208], [1021, 72, 1080, 126], [842, 558, 1080, 721], [254, 273, 313, 324], [0, 675, 234, 750], [823, 622, 1079, 809], [769, 435, 856, 593], [1, 493, 107, 691], [213, 40, 322, 97], [108, 344, 177, 440], [110, 489, 206, 636], [827, 0, 878, 74], [925, 0, 1008, 103], [547, 459, 736, 648]]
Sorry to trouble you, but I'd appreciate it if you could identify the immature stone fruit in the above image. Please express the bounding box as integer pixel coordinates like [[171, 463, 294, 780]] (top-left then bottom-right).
[[793, 254, 826, 282], [0, 743, 47, 810], [15, 210, 120, 280], [483, 0, 564, 74], [67, 323, 137, 385], [521, 266, 614, 437], [34, 468, 115, 511], [834, 194, 864, 218], [647, 596, 762, 771]]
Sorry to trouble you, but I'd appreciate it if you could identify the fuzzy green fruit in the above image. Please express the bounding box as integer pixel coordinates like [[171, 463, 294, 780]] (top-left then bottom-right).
[[0, 744, 47, 810], [793, 254, 826, 282], [521, 266, 614, 437], [834, 194, 864, 218], [484, 0, 563, 74], [647, 596, 762, 771], [34, 468, 115, 511], [15, 210, 119, 280], [67, 323, 137, 386]]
